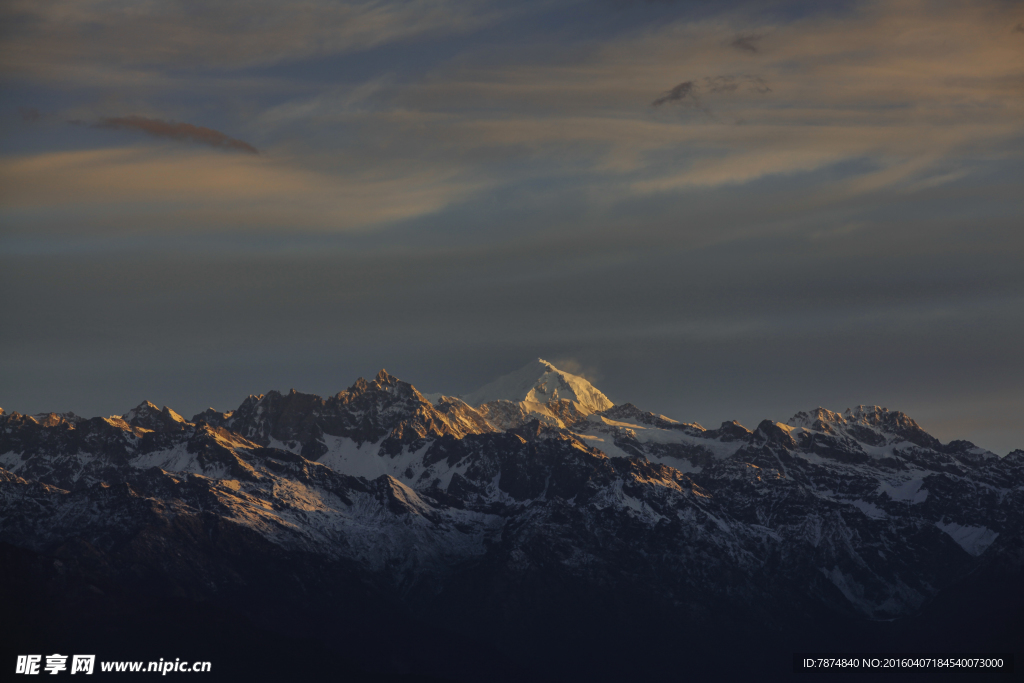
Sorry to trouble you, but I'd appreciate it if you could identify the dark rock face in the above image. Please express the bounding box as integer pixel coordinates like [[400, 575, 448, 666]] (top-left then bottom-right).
[[1, 378, 1021, 682]]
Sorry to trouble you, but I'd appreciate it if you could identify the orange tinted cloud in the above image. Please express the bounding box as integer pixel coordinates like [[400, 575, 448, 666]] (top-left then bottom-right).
[[0, 0, 499, 80], [0, 147, 487, 233]]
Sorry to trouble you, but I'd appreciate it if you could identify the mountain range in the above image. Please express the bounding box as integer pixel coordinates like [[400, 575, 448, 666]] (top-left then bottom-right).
[[2, 359, 1021, 681]]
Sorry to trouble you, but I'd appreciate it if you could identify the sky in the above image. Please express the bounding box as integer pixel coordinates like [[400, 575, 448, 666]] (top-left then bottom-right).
[[1, 0, 1022, 453]]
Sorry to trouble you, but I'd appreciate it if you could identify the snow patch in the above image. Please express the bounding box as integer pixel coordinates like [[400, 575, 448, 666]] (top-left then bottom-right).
[[878, 476, 928, 503], [317, 436, 437, 485], [846, 499, 887, 519], [131, 445, 230, 479], [935, 521, 998, 557], [0, 451, 24, 471], [266, 437, 302, 454]]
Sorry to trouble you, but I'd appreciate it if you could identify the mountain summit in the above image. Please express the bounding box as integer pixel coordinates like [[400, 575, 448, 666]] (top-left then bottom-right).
[[463, 358, 613, 412]]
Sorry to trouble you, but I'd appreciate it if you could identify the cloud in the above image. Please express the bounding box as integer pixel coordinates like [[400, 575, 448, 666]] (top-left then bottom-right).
[[704, 75, 771, 94], [704, 76, 738, 93], [730, 33, 762, 53], [4, 0, 1024, 241], [1013, 23, 1023, 33], [0, 147, 487, 234], [386, 0, 1023, 194], [744, 75, 771, 94], [548, 357, 603, 384], [79, 116, 259, 154], [19, 107, 42, 122], [629, 118, 1017, 194], [650, 75, 768, 114], [652, 81, 699, 107], [0, 0, 503, 81]]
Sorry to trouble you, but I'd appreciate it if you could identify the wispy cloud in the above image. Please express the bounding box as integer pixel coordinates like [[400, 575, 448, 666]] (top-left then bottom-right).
[[386, 0, 1024, 193], [703, 75, 771, 94], [0, 148, 487, 233], [4, 0, 1023, 239], [0, 0, 504, 81], [548, 357, 603, 384], [77, 116, 259, 154]]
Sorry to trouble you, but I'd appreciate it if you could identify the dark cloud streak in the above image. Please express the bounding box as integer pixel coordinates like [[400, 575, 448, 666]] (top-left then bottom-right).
[[79, 116, 259, 154], [652, 80, 698, 107], [653, 75, 770, 109], [744, 75, 771, 93], [730, 33, 762, 53]]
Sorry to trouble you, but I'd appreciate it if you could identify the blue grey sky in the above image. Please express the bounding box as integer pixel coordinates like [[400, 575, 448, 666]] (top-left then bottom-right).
[[2, 0, 1022, 452]]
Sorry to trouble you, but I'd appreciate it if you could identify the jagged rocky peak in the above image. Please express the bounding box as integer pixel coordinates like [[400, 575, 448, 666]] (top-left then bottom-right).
[[781, 404, 953, 452], [374, 368, 399, 388], [0, 410, 79, 429], [122, 400, 188, 432], [705, 420, 752, 441], [187, 368, 497, 455], [191, 394, 263, 429], [754, 419, 797, 447], [941, 439, 999, 461], [843, 405, 940, 448], [593, 403, 709, 435], [343, 368, 420, 399], [600, 403, 677, 424], [788, 407, 846, 432], [191, 406, 232, 425], [30, 412, 81, 428], [463, 358, 613, 413], [788, 405, 922, 433], [844, 405, 917, 429]]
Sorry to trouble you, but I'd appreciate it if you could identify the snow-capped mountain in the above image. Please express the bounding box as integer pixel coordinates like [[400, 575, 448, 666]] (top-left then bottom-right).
[[2, 360, 1021, 681], [463, 358, 612, 410], [460, 358, 613, 429]]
